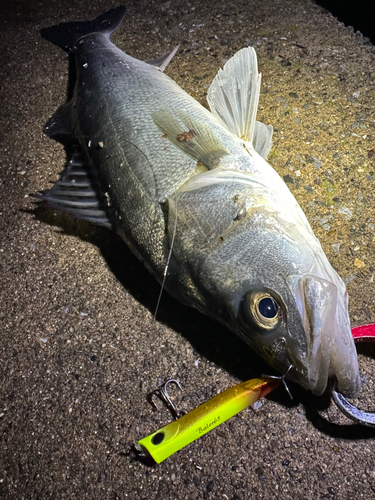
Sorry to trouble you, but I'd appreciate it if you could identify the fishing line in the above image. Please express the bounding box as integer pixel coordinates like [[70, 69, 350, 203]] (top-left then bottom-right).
[[154, 197, 178, 320]]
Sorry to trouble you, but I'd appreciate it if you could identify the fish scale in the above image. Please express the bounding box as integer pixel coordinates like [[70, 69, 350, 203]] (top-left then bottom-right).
[[74, 39, 206, 197]]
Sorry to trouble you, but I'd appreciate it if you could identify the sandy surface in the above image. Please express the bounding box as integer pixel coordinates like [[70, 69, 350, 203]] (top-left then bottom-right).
[[2, 0, 375, 498]]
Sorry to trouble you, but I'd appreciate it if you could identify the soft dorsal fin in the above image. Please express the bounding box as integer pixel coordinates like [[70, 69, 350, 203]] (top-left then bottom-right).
[[207, 47, 261, 144], [146, 46, 179, 72], [32, 148, 113, 229]]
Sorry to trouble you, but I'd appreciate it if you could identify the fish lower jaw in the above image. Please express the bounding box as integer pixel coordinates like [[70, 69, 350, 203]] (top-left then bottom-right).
[[330, 367, 362, 398], [294, 360, 361, 398], [291, 374, 328, 396], [287, 358, 330, 396]]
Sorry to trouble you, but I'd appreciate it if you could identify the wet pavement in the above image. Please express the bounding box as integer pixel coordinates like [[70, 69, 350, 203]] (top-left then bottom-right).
[[1, 0, 375, 498]]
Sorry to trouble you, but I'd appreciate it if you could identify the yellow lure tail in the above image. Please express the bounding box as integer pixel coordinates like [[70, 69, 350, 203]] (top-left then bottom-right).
[[137, 377, 279, 463]]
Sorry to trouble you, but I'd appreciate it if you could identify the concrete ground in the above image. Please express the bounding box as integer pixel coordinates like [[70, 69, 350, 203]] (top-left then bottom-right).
[[1, 0, 375, 498]]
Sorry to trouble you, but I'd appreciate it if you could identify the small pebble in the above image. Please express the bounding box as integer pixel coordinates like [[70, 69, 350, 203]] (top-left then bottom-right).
[[252, 400, 263, 410], [313, 160, 322, 169], [354, 258, 365, 268], [344, 273, 356, 284], [338, 207, 353, 220], [283, 174, 294, 184]]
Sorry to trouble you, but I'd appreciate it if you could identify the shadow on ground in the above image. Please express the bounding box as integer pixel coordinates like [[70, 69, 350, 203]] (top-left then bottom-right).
[[30, 203, 375, 442]]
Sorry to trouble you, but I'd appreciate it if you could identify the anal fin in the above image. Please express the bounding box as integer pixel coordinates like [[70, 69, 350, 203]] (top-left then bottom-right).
[[32, 148, 113, 229]]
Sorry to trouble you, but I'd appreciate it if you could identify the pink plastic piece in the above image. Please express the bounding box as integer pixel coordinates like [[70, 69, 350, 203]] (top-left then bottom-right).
[[352, 323, 375, 342]]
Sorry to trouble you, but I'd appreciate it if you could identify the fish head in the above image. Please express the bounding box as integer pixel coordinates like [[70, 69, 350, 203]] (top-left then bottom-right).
[[167, 172, 360, 397], [234, 273, 360, 398], [195, 215, 361, 398]]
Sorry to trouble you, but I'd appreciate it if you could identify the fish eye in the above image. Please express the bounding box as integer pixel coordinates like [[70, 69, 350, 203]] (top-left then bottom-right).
[[258, 296, 278, 319], [243, 291, 281, 331]]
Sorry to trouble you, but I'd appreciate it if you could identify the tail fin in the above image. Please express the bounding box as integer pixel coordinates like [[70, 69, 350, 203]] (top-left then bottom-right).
[[40, 6, 126, 51]]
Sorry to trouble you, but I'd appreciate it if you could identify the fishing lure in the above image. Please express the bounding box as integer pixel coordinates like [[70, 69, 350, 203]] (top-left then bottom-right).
[[137, 324, 375, 464], [137, 377, 279, 463]]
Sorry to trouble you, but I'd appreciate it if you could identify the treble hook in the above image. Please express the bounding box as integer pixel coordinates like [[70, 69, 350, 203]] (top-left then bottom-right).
[[262, 365, 294, 400], [148, 378, 187, 420]]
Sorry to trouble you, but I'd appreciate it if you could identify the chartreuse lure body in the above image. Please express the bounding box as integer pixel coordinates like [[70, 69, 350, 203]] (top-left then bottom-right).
[[138, 377, 279, 463]]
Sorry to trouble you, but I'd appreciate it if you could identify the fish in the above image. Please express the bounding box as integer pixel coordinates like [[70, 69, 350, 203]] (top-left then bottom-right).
[[36, 6, 360, 397]]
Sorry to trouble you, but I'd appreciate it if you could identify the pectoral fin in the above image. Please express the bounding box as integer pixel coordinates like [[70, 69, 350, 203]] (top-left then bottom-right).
[[153, 110, 229, 168]]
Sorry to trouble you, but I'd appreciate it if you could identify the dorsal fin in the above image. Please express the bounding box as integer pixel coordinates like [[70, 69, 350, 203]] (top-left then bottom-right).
[[43, 100, 73, 138], [146, 46, 179, 72], [31, 147, 113, 229]]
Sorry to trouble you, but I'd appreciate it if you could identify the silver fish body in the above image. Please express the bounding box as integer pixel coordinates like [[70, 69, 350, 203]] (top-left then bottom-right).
[[39, 7, 360, 397]]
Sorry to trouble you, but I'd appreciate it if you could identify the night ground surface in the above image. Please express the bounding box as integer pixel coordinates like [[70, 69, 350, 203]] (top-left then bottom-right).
[[1, 0, 375, 498]]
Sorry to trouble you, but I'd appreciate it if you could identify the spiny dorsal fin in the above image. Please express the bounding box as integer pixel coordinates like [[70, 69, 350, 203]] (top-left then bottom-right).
[[146, 46, 179, 72], [32, 148, 113, 229]]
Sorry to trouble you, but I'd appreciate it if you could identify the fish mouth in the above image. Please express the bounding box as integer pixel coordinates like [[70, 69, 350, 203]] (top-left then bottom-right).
[[287, 275, 361, 397]]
